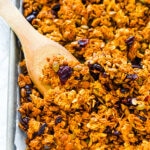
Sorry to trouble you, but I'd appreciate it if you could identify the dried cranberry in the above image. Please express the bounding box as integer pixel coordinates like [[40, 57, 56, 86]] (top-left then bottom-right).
[[144, 96, 150, 102], [55, 116, 62, 125], [51, 3, 60, 17], [125, 36, 135, 47], [37, 123, 47, 136], [131, 57, 142, 69], [89, 63, 105, 80], [20, 117, 30, 129], [89, 63, 104, 72], [26, 89, 32, 95], [126, 74, 138, 80], [25, 84, 32, 90], [82, 0, 86, 4], [32, 123, 47, 138], [24, 85, 32, 99], [78, 39, 89, 47], [52, 3, 61, 12], [104, 126, 112, 134], [25, 85, 30, 90], [57, 65, 73, 84], [121, 97, 133, 106], [26, 14, 35, 23], [32, 11, 38, 16], [113, 130, 120, 136], [26, 11, 39, 23]]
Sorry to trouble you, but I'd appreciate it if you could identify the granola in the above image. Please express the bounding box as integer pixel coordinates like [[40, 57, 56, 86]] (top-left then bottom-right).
[[18, 0, 150, 149]]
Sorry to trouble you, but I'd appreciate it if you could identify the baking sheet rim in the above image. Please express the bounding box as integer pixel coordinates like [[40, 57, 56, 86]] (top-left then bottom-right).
[[6, 0, 23, 149], [6, 29, 18, 150]]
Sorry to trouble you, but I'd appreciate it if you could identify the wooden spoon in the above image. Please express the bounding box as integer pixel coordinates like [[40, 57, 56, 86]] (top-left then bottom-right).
[[0, 0, 78, 95]]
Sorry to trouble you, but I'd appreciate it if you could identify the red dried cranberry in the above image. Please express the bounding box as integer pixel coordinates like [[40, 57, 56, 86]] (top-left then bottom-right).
[[144, 96, 150, 102], [57, 65, 73, 84]]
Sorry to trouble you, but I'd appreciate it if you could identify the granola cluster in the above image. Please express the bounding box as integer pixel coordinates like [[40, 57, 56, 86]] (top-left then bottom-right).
[[18, 0, 150, 149]]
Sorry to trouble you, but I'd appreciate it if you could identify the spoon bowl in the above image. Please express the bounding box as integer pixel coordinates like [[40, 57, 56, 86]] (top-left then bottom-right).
[[0, 0, 78, 95]]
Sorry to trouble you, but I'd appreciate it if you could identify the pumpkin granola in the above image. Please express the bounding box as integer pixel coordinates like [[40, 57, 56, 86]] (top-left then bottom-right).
[[18, 0, 150, 149]]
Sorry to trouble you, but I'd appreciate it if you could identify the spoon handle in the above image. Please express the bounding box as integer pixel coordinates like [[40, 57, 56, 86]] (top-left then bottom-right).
[[0, 0, 45, 51]]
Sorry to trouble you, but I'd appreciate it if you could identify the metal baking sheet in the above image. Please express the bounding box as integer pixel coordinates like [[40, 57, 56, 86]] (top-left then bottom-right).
[[7, 30, 19, 150], [6, 0, 24, 149]]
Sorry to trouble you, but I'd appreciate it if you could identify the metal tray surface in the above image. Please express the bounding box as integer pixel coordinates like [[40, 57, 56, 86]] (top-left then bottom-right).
[[7, 0, 23, 149]]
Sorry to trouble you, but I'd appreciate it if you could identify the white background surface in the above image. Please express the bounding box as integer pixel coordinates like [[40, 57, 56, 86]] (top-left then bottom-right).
[[0, 18, 10, 150]]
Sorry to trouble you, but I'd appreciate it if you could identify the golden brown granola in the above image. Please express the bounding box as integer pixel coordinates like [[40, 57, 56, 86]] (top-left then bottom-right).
[[18, 0, 150, 149]]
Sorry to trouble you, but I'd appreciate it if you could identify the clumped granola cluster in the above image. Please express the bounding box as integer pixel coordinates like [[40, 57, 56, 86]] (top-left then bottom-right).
[[18, 0, 150, 149]]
